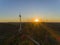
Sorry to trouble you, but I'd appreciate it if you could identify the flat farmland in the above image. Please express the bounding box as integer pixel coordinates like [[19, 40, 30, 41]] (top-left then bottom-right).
[[0, 22, 60, 45]]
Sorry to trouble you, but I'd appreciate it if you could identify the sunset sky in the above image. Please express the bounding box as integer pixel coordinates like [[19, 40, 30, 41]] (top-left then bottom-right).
[[0, 0, 60, 22]]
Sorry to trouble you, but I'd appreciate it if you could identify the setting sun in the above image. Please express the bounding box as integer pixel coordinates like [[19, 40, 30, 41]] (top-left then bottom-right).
[[34, 19, 39, 22]]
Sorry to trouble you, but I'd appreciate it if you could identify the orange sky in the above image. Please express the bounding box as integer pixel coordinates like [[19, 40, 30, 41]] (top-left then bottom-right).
[[0, 18, 60, 22]]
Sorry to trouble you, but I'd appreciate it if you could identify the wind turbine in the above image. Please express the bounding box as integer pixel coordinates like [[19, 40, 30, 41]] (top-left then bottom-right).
[[4, 12, 40, 45], [18, 14, 22, 33]]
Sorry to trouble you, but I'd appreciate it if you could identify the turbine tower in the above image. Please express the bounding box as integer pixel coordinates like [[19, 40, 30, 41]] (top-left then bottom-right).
[[19, 14, 22, 33]]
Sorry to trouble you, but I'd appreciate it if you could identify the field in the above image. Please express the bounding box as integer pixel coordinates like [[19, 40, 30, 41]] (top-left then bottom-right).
[[0, 22, 60, 45]]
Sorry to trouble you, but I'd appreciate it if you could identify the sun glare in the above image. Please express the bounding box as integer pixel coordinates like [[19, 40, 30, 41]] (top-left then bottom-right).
[[34, 19, 39, 22]]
